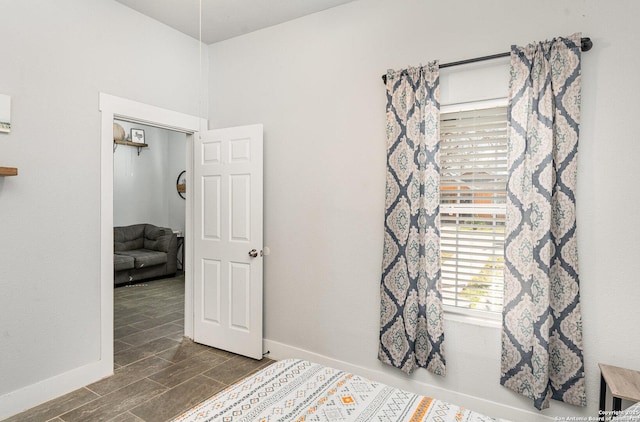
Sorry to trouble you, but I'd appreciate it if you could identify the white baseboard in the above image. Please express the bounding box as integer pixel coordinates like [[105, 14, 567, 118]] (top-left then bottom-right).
[[0, 359, 112, 420], [262, 339, 554, 422]]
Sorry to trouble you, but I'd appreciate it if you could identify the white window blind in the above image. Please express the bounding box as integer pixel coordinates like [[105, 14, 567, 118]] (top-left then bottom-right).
[[439, 100, 508, 316]]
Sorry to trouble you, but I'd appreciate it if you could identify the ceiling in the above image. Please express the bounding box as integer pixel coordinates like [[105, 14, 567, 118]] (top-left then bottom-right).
[[114, 0, 359, 44]]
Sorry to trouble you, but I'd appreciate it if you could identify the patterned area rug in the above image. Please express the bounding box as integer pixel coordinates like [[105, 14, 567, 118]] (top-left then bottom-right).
[[172, 359, 504, 422]]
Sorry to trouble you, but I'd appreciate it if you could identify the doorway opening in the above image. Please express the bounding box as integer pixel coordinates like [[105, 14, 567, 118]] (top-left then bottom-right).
[[100, 93, 205, 374], [112, 119, 188, 363]]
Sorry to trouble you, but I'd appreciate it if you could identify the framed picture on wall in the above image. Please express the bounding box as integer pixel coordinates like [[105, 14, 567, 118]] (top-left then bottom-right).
[[130, 128, 145, 144]]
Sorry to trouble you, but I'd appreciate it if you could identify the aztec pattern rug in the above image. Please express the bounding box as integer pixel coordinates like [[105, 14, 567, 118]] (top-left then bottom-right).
[[172, 359, 503, 422]]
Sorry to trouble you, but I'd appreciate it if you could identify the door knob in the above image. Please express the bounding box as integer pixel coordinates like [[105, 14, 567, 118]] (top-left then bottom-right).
[[248, 249, 259, 258]]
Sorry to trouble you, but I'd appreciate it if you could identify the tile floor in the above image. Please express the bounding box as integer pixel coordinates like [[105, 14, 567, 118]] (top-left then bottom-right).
[[4, 274, 274, 422]]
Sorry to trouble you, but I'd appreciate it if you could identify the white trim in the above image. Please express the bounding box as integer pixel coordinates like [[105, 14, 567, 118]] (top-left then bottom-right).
[[0, 359, 111, 419], [263, 339, 552, 422], [99, 93, 205, 372], [100, 94, 205, 134], [184, 132, 195, 338]]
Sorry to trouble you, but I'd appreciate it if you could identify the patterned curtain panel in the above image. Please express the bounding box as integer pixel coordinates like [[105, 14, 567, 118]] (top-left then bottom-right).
[[379, 63, 445, 376], [501, 33, 585, 410]]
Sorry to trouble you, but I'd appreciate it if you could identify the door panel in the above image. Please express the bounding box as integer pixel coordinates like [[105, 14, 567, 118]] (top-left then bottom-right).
[[230, 262, 251, 330], [230, 174, 251, 241], [203, 176, 221, 239], [193, 124, 263, 360], [202, 259, 221, 323]]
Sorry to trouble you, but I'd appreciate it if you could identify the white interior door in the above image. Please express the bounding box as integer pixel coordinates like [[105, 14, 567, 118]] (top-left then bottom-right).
[[193, 124, 263, 360]]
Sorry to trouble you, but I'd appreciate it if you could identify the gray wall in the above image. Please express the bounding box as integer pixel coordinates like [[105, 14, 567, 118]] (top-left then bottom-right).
[[113, 120, 186, 234], [1, 0, 639, 420], [208, 0, 640, 420], [0, 0, 205, 413]]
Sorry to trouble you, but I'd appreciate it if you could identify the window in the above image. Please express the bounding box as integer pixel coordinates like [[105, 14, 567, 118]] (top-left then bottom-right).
[[439, 99, 508, 317]]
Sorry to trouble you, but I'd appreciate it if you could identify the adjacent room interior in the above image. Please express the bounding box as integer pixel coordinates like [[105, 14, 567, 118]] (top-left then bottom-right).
[[112, 120, 186, 286]]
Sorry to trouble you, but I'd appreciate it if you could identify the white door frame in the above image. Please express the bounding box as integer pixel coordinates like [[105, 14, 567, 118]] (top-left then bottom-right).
[[99, 93, 206, 372]]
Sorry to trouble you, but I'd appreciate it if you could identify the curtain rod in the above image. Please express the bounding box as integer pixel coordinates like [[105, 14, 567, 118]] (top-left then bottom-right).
[[381, 37, 593, 84]]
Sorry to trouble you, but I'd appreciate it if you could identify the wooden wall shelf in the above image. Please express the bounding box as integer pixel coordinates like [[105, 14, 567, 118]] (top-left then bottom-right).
[[114, 140, 148, 148], [0, 167, 18, 176], [114, 139, 148, 155]]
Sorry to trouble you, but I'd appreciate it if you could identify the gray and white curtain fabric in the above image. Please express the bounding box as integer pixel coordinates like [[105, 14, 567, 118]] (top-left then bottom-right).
[[379, 63, 446, 376], [501, 33, 585, 410]]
